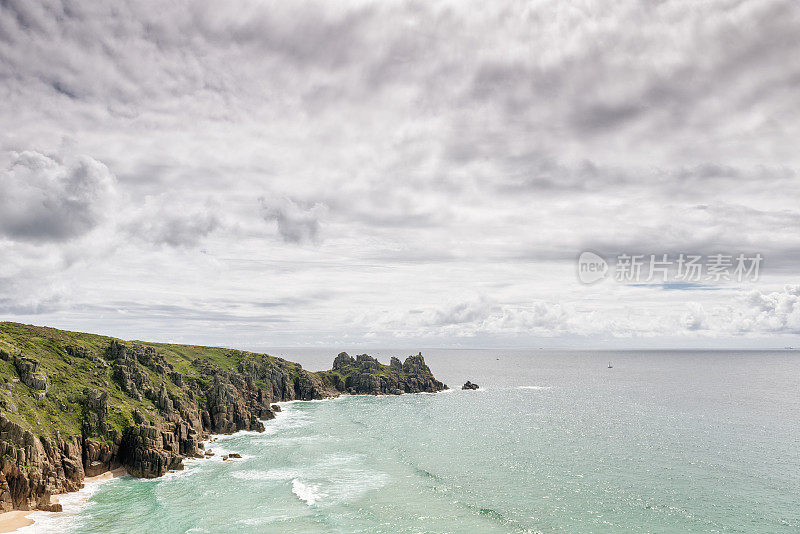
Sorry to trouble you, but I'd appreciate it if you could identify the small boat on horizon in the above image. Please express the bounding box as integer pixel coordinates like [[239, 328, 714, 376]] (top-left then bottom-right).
[[608, 361, 613, 368]]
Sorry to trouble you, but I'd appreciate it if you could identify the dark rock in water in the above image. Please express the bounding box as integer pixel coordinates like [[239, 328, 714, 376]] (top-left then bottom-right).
[[271, 404, 281, 412], [228, 453, 242, 459], [462, 381, 479, 390]]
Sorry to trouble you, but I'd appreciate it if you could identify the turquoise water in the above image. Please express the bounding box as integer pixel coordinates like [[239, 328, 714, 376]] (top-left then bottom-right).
[[22, 350, 800, 533]]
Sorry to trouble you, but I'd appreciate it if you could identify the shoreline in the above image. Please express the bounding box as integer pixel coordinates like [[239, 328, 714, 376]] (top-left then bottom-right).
[[0, 393, 433, 533], [0, 467, 127, 534], [1, 401, 310, 533], [0, 512, 32, 534]]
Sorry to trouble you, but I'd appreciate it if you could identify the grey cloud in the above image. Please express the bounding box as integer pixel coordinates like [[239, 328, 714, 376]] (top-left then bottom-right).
[[0, 275, 66, 315], [260, 197, 325, 244], [0, 296, 63, 315], [126, 204, 220, 248], [0, 151, 117, 242], [429, 299, 496, 327], [85, 302, 290, 324], [143, 213, 218, 248]]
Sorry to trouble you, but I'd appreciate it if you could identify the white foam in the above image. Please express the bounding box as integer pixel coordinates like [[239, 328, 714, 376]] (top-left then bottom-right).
[[231, 468, 301, 481], [314, 453, 358, 468], [17, 474, 121, 533], [518, 385, 551, 390], [236, 514, 293, 526], [271, 435, 324, 445], [291, 478, 326, 506]]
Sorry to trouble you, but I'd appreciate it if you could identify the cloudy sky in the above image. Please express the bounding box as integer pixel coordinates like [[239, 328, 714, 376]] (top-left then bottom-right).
[[1, 0, 799, 349]]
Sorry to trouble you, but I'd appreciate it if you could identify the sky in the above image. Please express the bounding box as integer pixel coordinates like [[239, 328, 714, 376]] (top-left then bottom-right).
[[1, 0, 799, 350]]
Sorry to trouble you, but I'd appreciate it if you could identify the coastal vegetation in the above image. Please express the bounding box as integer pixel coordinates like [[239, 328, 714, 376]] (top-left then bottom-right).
[[0, 322, 446, 513]]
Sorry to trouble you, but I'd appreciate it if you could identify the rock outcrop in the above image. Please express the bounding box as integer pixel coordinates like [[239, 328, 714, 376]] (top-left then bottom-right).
[[13, 356, 47, 398], [319, 352, 448, 395], [0, 415, 83, 512], [0, 323, 447, 513], [462, 381, 480, 390]]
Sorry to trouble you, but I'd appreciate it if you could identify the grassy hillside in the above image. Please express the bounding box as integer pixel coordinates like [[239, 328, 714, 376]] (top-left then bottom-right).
[[0, 322, 289, 440]]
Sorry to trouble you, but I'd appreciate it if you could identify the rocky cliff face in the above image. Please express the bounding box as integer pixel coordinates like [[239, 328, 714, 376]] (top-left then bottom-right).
[[0, 415, 78, 512], [0, 324, 446, 512], [319, 352, 448, 395]]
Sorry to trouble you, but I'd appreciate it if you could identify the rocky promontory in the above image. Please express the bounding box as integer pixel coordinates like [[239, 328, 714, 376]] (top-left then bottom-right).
[[0, 322, 447, 513], [317, 352, 448, 395]]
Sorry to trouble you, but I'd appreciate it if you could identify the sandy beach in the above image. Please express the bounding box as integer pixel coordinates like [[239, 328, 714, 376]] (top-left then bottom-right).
[[0, 467, 127, 533], [0, 511, 33, 534], [83, 466, 128, 484]]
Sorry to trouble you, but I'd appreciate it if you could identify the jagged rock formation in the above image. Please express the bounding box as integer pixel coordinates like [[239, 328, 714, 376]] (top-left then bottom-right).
[[13, 356, 48, 398], [0, 415, 78, 512], [0, 322, 446, 512], [462, 381, 480, 390], [319, 352, 448, 395]]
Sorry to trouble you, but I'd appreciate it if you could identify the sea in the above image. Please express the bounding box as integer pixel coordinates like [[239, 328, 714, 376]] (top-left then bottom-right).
[[19, 349, 800, 533]]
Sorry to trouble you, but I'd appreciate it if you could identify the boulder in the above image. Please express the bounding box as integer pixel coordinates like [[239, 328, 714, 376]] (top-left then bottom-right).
[[13, 355, 48, 394], [462, 381, 480, 390]]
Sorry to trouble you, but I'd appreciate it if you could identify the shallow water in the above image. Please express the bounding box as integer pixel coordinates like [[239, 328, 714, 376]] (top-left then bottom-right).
[[22, 350, 800, 533]]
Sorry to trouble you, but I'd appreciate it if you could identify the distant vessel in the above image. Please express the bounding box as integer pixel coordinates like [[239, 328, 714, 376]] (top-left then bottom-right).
[[608, 361, 613, 368]]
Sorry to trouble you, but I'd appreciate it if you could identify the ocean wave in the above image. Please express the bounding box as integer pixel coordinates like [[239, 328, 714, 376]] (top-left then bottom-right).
[[18, 474, 120, 533], [324, 469, 389, 505], [517, 386, 551, 390], [230, 453, 358, 484], [160, 465, 201, 479], [291, 478, 326, 506]]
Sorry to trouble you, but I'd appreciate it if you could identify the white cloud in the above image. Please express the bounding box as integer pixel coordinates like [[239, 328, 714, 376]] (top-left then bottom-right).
[[0, 0, 798, 347], [732, 286, 800, 334], [682, 303, 708, 331]]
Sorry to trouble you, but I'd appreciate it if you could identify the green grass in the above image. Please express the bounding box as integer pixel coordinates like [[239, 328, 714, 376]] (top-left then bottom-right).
[[0, 322, 291, 441]]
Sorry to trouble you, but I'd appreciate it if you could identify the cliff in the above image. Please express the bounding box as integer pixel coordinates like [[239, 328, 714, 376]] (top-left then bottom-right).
[[0, 322, 447, 513]]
